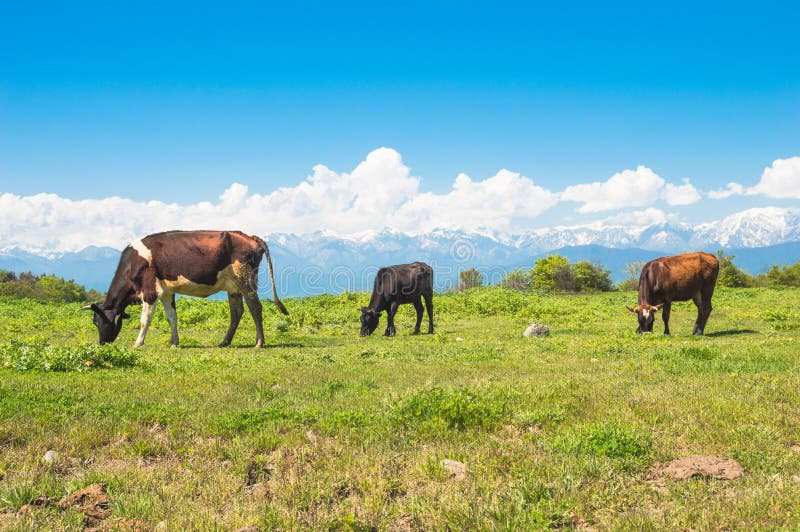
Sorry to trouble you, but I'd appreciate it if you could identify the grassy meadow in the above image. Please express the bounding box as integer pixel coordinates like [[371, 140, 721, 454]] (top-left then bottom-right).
[[1, 286, 799, 530]]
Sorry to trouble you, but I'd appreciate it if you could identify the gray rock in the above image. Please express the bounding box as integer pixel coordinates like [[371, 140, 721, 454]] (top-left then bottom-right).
[[523, 324, 550, 338], [42, 450, 58, 464], [442, 459, 468, 480]]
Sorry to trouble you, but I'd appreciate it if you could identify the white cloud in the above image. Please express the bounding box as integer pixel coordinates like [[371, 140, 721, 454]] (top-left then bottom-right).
[[749, 156, 800, 198], [662, 179, 701, 205], [395, 169, 558, 233], [708, 157, 800, 200], [0, 148, 559, 252], [560, 166, 698, 213], [708, 182, 746, 199]]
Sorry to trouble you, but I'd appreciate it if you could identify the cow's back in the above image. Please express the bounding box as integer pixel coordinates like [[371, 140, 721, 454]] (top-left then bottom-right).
[[640, 252, 719, 303], [141, 230, 261, 285]]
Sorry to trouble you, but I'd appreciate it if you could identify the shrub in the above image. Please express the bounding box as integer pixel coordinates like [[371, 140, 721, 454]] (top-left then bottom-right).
[[0, 341, 138, 372], [392, 387, 506, 431]]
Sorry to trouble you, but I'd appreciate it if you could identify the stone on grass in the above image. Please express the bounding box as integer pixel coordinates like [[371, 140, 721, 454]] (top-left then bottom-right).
[[442, 459, 468, 480], [42, 450, 58, 464], [523, 324, 550, 338]]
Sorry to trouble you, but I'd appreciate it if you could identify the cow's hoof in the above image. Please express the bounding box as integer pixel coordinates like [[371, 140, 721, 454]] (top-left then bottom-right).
[[427, 330, 434, 334], [254, 341, 264, 349], [411, 330, 420, 335], [170, 344, 178, 349], [218, 341, 231, 348]]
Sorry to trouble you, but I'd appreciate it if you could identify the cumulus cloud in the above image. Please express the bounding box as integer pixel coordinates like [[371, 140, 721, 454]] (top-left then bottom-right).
[[708, 157, 800, 200], [749, 156, 800, 198], [0, 148, 558, 253], [708, 182, 746, 200], [560, 166, 699, 213]]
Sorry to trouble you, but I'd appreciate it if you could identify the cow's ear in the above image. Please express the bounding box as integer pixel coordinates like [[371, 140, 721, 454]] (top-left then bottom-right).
[[82, 304, 93, 311], [121, 312, 131, 319], [626, 306, 637, 313], [359, 306, 369, 312]]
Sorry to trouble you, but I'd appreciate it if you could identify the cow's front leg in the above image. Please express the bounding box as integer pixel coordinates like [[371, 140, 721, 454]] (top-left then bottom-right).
[[244, 293, 265, 348], [160, 293, 180, 347], [220, 294, 244, 347], [133, 301, 156, 347], [661, 301, 672, 335], [384, 302, 398, 336]]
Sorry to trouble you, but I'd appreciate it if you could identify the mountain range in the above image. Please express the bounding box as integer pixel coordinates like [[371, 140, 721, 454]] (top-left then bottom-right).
[[1, 207, 799, 297]]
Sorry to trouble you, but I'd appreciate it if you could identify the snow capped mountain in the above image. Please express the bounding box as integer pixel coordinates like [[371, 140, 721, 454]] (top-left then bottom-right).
[[1, 207, 798, 296]]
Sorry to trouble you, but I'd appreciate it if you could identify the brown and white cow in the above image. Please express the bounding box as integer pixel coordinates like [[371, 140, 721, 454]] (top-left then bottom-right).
[[360, 262, 434, 337], [627, 251, 719, 335], [84, 230, 288, 348]]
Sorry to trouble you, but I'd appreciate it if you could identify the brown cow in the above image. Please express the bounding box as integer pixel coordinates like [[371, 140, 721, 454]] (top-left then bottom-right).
[[84, 230, 288, 348], [626, 252, 719, 335]]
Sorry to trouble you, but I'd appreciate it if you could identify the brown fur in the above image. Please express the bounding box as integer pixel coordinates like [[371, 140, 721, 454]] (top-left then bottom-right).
[[628, 252, 719, 335], [87, 230, 288, 347]]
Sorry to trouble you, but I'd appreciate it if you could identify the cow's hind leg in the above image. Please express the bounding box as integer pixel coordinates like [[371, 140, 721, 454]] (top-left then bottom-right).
[[385, 301, 398, 336], [161, 293, 179, 347], [133, 300, 157, 348], [424, 292, 434, 334], [412, 298, 423, 334], [692, 292, 705, 335], [244, 293, 265, 348], [220, 294, 244, 347], [697, 294, 713, 335], [661, 301, 672, 335]]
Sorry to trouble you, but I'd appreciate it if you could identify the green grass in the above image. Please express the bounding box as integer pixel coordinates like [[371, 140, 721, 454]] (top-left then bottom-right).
[[0, 287, 799, 529]]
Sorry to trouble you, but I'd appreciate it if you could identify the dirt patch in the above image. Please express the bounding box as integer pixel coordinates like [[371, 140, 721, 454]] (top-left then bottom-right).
[[442, 459, 468, 480], [388, 514, 422, 531], [96, 517, 149, 531], [648, 455, 743, 488], [59, 483, 110, 528]]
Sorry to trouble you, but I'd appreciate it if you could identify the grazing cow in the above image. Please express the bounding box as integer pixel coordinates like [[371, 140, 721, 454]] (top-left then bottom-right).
[[627, 251, 719, 335], [360, 262, 434, 337], [84, 230, 288, 348]]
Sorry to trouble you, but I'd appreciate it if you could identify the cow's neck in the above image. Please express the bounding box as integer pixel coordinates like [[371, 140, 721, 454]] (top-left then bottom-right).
[[367, 292, 386, 313]]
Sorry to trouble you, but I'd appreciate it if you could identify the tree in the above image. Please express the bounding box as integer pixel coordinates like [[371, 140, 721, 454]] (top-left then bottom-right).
[[573, 261, 613, 292], [500, 269, 533, 291], [532, 255, 571, 291], [459, 268, 483, 291], [617, 261, 644, 292], [766, 262, 800, 287], [716, 250, 754, 288]]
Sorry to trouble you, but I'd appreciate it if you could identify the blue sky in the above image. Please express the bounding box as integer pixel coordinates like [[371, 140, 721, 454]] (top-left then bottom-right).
[[1, 1, 798, 249]]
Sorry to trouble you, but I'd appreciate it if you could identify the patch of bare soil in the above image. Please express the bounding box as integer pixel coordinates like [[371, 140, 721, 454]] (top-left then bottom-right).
[[648, 455, 743, 489], [96, 517, 149, 531], [59, 483, 110, 528], [388, 514, 422, 531]]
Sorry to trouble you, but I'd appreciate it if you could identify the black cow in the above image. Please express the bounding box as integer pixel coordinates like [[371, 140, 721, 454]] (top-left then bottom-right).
[[84, 230, 288, 347], [627, 251, 719, 335], [360, 262, 434, 337]]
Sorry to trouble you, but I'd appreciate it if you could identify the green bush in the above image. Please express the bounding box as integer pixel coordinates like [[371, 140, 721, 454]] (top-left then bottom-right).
[[0, 341, 138, 372], [391, 387, 507, 431]]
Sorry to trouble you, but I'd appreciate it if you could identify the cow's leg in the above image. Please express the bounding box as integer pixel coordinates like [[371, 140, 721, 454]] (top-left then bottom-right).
[[424, 293, 434, 334], [692, 292, 704, 335], [384, 301, 398, 336], [698, 294, 713, 335], [243, 293, 265, 348], [220, 293, 244, 347], [133, 300, 157, 348], [161, 293, 179, 347], [661, 301, 672, 335], [412, 298, 423, 334]]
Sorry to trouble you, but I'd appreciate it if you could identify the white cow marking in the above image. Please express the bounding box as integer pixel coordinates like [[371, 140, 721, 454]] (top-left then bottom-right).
[[642, 308, 651, 318], [131, 238, 153, 265]]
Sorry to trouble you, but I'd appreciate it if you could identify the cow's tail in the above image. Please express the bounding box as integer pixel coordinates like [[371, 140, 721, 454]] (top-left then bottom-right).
[[253, 236, 289, 316]]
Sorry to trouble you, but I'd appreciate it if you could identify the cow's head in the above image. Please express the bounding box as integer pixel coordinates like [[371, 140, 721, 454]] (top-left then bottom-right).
[[626, 304, 663, 333], [359, 307, 381, 336], [83, 303, 129, 344]]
